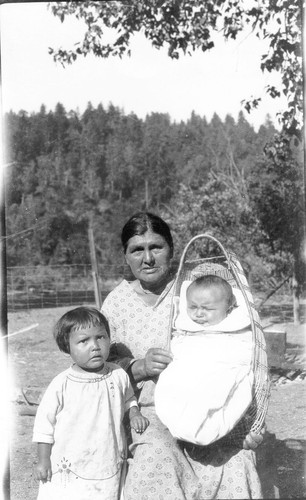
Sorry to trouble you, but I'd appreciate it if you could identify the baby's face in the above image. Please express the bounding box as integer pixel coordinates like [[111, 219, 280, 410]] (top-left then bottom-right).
[[186, 285, 229, 326]]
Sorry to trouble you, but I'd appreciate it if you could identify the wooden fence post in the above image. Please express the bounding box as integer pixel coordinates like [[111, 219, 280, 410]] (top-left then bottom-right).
[[1, 158, 11, 497], [88, 215, 102, 309]]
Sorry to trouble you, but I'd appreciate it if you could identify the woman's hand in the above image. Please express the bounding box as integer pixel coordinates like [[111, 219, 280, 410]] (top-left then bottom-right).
[[242, 426, 266, 450], [144, 348, 173, 377], [129, 348, 173, 382]]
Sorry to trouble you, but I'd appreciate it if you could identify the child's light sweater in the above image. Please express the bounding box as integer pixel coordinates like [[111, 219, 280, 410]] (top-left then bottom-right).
[[33, 362, 137, 500]]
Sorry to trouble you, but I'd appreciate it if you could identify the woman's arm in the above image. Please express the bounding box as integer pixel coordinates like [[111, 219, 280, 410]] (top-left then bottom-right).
[[102, 286, 173, 382], [128, 348, 173, 383], [107, 342, 135, 371]]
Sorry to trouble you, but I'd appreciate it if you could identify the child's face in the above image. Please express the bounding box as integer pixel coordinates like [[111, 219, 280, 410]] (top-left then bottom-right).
[[186, 285, 229, 326], [69, 325, 110, 372]]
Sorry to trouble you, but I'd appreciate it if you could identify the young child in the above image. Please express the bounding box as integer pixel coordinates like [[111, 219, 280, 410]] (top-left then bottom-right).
[[155, 275, 254, 446], [33, 306, 149, 500]]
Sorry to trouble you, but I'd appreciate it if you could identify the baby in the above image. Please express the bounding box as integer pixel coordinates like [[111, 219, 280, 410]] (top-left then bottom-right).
[[33, 306, 149, 499], [155, 275, 254, 446]]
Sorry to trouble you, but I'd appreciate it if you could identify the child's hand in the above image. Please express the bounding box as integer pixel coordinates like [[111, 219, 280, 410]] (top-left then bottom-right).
[[34, 459, 52, 483], [130, 413, 150, 434]]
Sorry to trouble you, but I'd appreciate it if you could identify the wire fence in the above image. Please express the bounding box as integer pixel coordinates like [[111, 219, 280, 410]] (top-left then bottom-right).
[[7, 264, 304, 319], [7, 264, 125, 312]]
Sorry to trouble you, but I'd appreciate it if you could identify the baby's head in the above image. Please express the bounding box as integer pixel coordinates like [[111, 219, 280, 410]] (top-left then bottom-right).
[[186, 275, 236, 326], [54, 306, 110, 372]]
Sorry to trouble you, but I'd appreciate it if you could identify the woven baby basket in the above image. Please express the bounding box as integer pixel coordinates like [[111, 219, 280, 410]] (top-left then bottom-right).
[[168, 234, 270, 446]]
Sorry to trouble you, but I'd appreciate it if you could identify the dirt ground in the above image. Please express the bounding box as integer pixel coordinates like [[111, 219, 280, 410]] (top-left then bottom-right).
[[5, 303, 306, 500]]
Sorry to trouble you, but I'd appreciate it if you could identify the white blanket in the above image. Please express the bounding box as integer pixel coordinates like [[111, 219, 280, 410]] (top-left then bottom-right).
[[154, 283, 254, 445]]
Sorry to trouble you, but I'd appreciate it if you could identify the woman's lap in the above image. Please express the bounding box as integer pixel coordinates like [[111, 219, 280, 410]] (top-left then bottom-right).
[[124, 407, 262, 500], [125, 407, 197, 499], [184, 443, 262, 499]]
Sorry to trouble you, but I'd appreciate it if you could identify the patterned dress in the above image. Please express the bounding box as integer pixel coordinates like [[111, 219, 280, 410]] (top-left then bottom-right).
[[33, 363, 136, 500], [102, 279, 263, 500]]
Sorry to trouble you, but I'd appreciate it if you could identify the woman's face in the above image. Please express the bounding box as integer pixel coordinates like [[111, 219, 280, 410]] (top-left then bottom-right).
[[125, 230, 172, 288]]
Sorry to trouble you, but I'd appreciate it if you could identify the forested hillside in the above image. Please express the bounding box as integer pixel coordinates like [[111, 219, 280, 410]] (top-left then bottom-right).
[[4, 102, 304, 296]]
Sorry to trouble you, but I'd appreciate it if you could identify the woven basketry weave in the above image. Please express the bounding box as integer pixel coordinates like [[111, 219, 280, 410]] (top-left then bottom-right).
[[168, 234, 270, 446]]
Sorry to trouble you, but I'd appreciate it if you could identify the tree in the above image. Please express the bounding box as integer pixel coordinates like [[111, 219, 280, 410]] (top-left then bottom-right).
[[5, 102, 304, 320], [139, 113, 178, 208], [48, 0, 303, 138], [175, 112, 211, 186], [160, 173, 268, 287], [248, 133, 305, 323]]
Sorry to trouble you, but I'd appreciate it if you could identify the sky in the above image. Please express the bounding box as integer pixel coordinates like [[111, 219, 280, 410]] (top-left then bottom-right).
[[0, 1, 287, 131]]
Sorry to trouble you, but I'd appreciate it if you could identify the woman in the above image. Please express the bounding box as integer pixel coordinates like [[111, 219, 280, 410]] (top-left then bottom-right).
[[102, 212, 264, 499]]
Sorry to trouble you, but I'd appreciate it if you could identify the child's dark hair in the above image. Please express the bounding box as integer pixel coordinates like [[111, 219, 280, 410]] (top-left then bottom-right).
[[188, 275, 236, 310], [54, 306, 110, 354]]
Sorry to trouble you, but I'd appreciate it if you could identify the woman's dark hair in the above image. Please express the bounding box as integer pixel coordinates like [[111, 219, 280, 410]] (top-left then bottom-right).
[[54, 306, 110, 354], [121, 212, 173, 256]]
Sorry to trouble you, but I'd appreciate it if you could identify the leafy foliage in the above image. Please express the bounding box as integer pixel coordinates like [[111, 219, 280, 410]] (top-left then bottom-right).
[[161, 170, 276, 291], [6, 102, 303, 296], [248, 133, 305, 288], [48, 0, 303, 137]]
